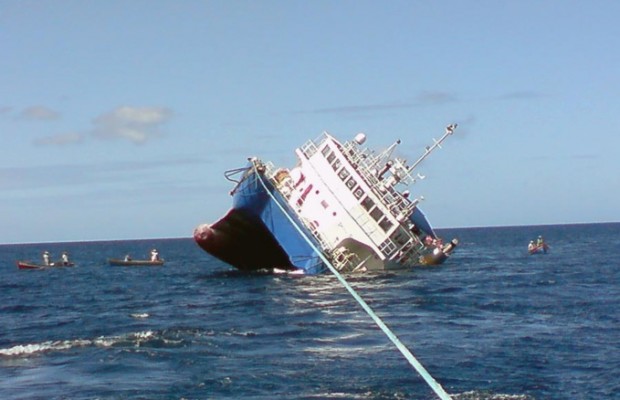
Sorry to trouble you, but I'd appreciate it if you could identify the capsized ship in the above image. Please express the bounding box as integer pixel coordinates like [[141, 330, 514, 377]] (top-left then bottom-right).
[[194, 124, 459, 274]]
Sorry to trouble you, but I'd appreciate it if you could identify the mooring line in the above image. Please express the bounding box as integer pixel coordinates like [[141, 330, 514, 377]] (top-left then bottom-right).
[[256, 168, 452, 400]]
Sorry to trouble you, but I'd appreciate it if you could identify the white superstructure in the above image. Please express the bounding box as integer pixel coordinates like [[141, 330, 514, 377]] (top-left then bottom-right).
[[262, 124, 458, 272]]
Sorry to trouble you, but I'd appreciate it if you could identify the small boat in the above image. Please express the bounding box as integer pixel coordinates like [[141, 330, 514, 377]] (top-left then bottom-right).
[[528, 238, 549, 255], [194, 124, 460, 274], [17, 261, 75, 270], [108, 258, 165, 266]]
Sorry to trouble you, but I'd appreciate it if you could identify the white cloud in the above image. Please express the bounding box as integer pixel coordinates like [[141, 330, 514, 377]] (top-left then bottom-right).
[[19, 105, 60, 121], [91, 106, 173, 144], [309, 91, 459, 115], [415, 91, 458, 105], [33, 132, 85, 146]]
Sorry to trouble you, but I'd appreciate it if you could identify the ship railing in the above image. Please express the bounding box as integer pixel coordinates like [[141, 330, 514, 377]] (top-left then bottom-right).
[[387, 195, 415, 220], [330, 246, 360, 273], [341, 142, 414, 220], [263, 161, 276, 177], [350, 154, 384, 189], [344, 141, 416, 186], [389, 234, 427, 264], [363, 185, 413, 226], [342, 141, 370, 167], [300, 137, 320, 159]]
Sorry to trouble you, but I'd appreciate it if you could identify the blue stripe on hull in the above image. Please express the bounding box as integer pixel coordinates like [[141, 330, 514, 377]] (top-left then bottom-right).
[[232, 165, 326, 274]]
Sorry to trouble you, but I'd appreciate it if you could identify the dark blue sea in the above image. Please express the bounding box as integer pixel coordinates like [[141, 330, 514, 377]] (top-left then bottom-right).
[[1, 223, 619, 400]]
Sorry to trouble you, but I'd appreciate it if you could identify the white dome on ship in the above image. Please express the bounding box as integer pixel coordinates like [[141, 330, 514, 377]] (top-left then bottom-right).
[[354, 133, 366, 145], [289, 168, 304, 185]]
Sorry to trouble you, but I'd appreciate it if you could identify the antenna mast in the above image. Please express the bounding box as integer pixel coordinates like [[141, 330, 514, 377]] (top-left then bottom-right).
[[407, 124, 457, 174]]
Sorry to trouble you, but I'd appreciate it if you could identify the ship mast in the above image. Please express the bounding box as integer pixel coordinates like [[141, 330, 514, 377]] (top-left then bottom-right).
[[407, 124, 457, 174]]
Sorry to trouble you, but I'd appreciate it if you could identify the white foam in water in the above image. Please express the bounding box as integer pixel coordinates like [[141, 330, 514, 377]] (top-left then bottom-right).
[[133, 330, 154, 338], [92, 336, 117, 348], [453, 391, 533, 400], [0, 339, 90, 356], [0, 330, 158, 357]]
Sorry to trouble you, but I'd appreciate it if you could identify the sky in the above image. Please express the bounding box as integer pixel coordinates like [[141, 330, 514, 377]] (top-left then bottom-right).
[[1, 0, 619, 244]]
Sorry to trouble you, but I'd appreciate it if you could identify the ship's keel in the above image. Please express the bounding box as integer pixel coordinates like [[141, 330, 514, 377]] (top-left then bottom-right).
[[193, 209, 295, 272]]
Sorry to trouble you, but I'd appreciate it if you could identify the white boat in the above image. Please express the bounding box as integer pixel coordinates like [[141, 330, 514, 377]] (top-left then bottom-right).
[[194, 124, 459, 274]]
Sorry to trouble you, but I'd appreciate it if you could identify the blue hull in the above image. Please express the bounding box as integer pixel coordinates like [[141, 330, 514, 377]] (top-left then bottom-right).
[[232, 165, 327, 274], [195, 163, 327, 274]]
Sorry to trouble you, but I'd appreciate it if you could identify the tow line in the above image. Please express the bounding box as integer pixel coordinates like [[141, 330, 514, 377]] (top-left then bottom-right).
[[256, 168, 453, 400]]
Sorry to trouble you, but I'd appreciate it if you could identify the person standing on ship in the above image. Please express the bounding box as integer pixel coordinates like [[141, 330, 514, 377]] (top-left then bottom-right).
[[150, 249, 160, 262], [42, 251, 51, 266], [61, 251, 70, 265]]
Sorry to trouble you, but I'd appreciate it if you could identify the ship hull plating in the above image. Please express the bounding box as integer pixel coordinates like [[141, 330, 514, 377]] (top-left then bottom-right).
[[194, 164, 326, 274]]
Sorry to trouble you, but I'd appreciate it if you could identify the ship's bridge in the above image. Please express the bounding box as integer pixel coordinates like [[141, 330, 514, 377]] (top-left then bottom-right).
[[299, 132, 419, 225]]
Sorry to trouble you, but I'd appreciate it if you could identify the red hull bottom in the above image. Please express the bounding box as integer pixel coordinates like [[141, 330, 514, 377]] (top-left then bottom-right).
[[194, 209, 293, 271]]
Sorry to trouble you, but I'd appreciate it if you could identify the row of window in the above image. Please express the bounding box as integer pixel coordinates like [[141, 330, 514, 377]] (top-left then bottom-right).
[[322, 144, 393, 233]]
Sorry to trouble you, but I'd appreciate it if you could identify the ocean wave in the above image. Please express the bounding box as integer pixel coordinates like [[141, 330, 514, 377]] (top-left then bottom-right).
[[453, 391, 534, 400], [0, 339, 92, 356], [0, 330, 156, 357]]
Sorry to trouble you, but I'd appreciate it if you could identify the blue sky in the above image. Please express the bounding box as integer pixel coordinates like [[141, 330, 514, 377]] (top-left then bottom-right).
[[2, 1, 619, 244]]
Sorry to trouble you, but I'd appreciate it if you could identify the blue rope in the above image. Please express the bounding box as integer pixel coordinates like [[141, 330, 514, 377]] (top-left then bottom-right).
[[256, 167, 452, 400]]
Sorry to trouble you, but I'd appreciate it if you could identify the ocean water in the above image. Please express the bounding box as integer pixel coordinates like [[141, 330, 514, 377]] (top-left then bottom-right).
[[1, 223, 618, 400]]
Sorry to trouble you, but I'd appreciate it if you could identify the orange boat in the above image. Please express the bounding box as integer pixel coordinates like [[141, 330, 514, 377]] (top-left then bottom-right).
[[528, 237, 549, 255]]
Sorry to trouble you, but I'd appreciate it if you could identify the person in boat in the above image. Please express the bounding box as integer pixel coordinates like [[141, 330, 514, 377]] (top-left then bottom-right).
[[42, 251, 51, 266], [150, 249, 160, 262], [124, 254, 132, 262], [537, 235, 545, 246], [528, 240, 536, 252], [61, 251, 70, 265]]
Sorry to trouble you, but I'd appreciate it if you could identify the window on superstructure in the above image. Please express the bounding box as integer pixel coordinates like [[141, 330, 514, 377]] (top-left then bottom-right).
[[321, 145, 330, 157], [361, 197, 374, 211], [331, 158, 341, 171], [370, 207, 383, 222], [346, 177, 356, 189], [379, 218, 393, 232], [354, 188, 364, 199], [338, 168, 350, 180], [327, 151, 336, 164]]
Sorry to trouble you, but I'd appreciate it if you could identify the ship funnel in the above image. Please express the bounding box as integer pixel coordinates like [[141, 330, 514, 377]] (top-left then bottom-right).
[[354, 133, 367, 145]]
